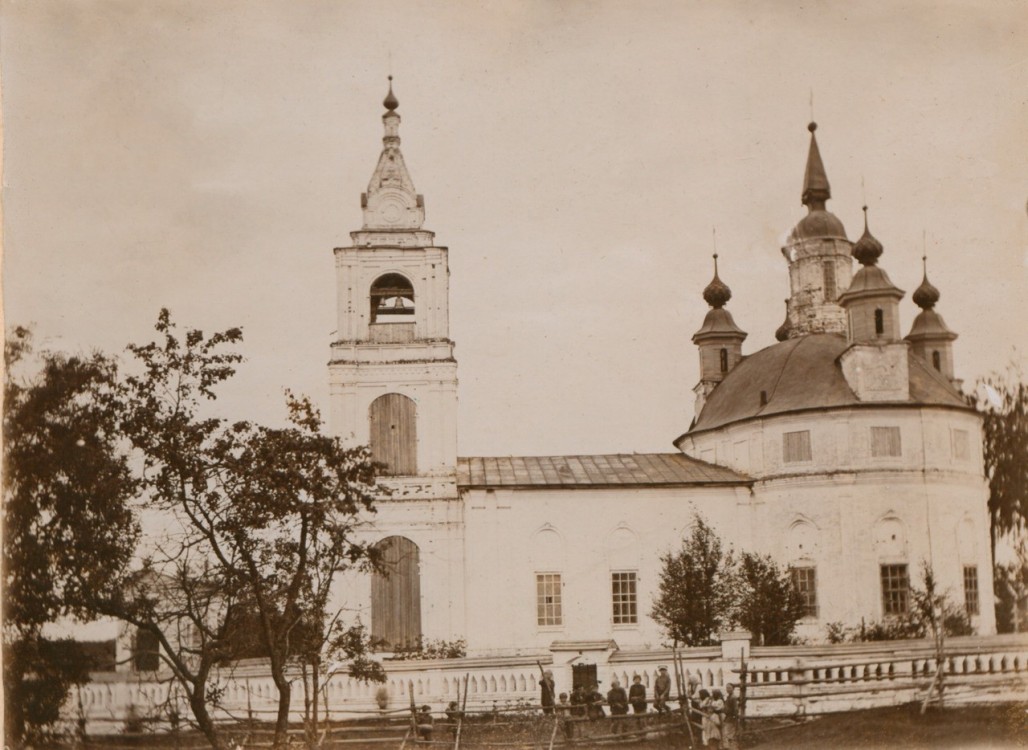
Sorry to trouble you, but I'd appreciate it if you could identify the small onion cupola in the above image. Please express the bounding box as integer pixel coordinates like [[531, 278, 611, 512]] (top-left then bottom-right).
[[836, 207, 905, 344], [780, 123, 854, 338], [692, 254, 747, 416], [905, 255, 958, 383]]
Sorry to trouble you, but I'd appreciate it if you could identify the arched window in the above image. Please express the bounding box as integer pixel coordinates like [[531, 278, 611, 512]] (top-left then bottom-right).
[[932, 350, 941, 371], [369, 394, 417, 475], [719, 348, 729, 373], [370, 273, 414, 323], [371, 536, 422, 650], [874, 308, 884, 336]]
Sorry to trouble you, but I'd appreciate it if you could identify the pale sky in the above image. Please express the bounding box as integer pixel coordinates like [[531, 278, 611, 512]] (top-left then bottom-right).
[[3, 0, 1027, 457]]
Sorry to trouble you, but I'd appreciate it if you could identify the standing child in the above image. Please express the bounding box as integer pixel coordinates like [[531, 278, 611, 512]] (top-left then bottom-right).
[[653, 666, 672, 714], [722, 684, 739, 750], [629, 675, 647, 714], [556, 692, 574, 741]]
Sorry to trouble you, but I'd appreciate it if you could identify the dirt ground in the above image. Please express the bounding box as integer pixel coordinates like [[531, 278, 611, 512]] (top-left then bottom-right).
[[737, 703, 1028, 750], [62, 703, 1028, 749]]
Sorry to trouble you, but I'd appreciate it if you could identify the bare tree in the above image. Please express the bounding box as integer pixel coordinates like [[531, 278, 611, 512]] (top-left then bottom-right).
[[69, 310, 383, 750]]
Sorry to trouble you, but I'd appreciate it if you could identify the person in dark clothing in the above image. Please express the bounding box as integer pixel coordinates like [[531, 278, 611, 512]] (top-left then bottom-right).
[[445, 701, 462, 739], [570, 684, 586, 717], [416, 705, 433, 743], [722, 683, 740, 750], [539, 670, 556, 715], [629, 675, 647, 714], [585, 683, 606, 720], [607, 679, 629, 734]]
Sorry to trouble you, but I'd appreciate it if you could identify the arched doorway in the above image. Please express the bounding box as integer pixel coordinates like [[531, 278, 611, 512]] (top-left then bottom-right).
[[371, 536, 422, 650], [369, 393, 417, 476]]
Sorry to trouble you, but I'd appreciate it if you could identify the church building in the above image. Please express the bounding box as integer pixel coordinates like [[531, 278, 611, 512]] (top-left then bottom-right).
[[330, 82, 996, 658]]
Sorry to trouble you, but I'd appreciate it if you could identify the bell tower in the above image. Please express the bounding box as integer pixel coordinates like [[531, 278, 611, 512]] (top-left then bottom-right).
[[329, 78, 458, 495], [780, 123, 854, 337]]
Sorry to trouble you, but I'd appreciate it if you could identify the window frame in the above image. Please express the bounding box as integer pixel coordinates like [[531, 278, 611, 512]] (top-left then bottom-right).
[[880, 563, 910, 617], [536, 572, 564, 628], [790, 566, 819, 619], [133, 628, 161, 672], [611, 570, 639, 626], [782, 430, 813, 464], [963, 565, 980, 616], [870, 426, 902, 459], [951, 428, 970, 461]]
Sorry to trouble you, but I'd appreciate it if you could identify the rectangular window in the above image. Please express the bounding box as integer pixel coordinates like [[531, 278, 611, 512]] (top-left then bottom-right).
[[611, 571, 638, 625], [790, 567, 819, 618], [952, 429, 970, 461], [880, 564, 910, 616], [822, 261, 837, 302], [536, 573, 563, 627], [133, 629, 161, 672], [783, 430, 812, 463], [871, 427, 902, 458], [963, 565, 980, 616]]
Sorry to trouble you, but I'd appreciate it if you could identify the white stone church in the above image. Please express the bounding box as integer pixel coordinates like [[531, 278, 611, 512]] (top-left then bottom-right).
[[330, 81, 996, 659]]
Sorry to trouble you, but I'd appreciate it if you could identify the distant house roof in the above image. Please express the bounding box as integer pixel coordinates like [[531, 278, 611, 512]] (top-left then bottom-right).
[[456, 453, 750, 489], [681, 333, 971, 438]]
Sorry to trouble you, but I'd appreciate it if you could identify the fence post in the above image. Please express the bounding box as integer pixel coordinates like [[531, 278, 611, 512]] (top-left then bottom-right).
[[739, 656, 748, 733], [718, 630, 752, 663]]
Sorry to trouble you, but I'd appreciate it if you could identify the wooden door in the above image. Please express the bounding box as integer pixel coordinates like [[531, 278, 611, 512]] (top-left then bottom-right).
[[573, 663, 598, 691], [371, 536, 422, 650], [369, 393, 417, 476]]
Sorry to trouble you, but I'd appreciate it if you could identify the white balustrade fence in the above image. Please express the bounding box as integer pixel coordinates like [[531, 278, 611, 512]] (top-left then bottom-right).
[[65, 634, 1028, 735]]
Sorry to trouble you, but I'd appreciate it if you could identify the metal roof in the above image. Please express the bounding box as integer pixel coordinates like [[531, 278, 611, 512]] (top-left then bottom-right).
[[683, 333, 970, 436], [456, 453, 750, 489]]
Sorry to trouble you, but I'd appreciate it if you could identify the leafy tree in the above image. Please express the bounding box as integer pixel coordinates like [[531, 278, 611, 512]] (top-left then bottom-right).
[[736, 552, 806, 646], [994, 536, 1028, 633], [2, 636, 93, 744], [2, 327, 139, 744], [651, 514, 737, 646], [826, 562, 972, 643], [92, 310, 384, 750], [972, 368, 1028, 552], [297, 619, 386, 746]]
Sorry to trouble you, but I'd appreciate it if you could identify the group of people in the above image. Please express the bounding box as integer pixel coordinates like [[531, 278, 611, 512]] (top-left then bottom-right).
[[687, 679, 740, 750], [537, 667, 740, 747]]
